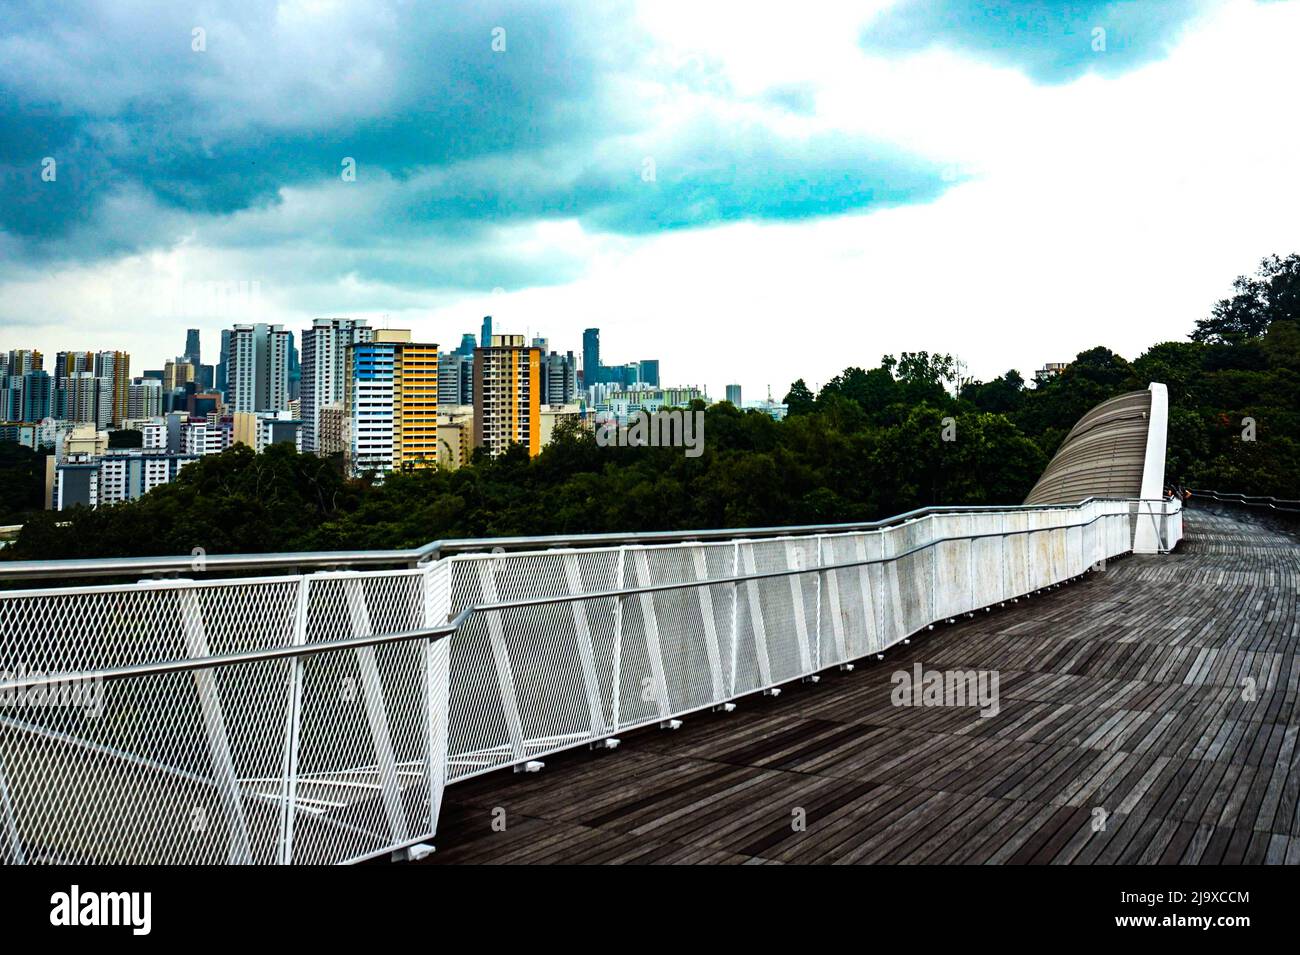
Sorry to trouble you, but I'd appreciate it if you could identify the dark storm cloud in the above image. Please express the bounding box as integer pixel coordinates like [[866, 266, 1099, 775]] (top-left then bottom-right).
[[0, 0, 952, 275]]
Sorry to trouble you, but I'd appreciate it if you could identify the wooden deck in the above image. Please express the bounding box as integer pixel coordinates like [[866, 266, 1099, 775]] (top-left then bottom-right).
[[424, 509, 1300, 864]]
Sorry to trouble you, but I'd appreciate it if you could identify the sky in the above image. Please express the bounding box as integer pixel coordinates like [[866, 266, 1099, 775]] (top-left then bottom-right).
[[3, 0, 1300, 401]]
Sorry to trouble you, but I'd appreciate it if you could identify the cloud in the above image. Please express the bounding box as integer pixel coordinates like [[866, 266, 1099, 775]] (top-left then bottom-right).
[[0, 0, 949, 270], [861, 1, 1218, 83]]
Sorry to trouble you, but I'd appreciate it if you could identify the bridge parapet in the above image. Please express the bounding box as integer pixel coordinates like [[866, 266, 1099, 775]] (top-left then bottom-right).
[[0, 496, 1167, 864]]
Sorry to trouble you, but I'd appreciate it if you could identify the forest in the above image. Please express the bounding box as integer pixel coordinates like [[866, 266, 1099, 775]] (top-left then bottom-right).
[[3, 253, 1297, 560]]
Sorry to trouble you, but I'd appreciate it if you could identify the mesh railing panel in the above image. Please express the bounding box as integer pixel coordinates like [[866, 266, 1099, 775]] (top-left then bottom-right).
[[1, 499, 1143, 862], [0, 568, 450, 865]]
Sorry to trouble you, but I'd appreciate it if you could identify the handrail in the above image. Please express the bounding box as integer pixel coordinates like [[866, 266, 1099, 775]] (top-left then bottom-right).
[[0, 495, 1169, 582], [1187, 489, 1300, 514], [0, 506, 1127, 695]]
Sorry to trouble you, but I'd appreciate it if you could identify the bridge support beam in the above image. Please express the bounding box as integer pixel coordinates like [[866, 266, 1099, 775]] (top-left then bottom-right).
[[1134, 383, 1171, 554]]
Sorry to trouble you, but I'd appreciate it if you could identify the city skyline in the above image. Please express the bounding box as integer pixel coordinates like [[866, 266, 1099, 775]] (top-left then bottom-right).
[[5, 1, 1300, 402]]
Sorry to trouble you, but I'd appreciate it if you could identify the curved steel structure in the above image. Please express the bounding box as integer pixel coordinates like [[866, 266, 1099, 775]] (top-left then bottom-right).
[[1025, 383, 1171, 554]]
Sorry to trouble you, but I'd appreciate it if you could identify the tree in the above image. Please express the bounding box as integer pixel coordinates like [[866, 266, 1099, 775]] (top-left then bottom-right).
[[1193, 253, 1300, 343], [0, 442, 47, 524], [783, 379, 816, 416]]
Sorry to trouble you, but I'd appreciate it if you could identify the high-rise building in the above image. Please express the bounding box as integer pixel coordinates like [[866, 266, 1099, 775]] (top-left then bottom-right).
[[344, 330, 439, 476], [163, 360, 195, 393], [437, 350, 473, 406], [93, 350, 131, 426], [541, 350, 577, 404], [184, 329, 201, 365], [5, 350, 43, 376], [725, 384, 742, 406], [473, 334, 540, 457], [287, 332, 301, 401], [215, 329, 231, 397], [59, 371, 114, 428], [480, 315, 493, 348], [582, 328, 601, 386], [20, 371, 53, 423], [300, 317, 373, 452], [394, 339, 439, 470], [0, 375, 21, 421], [227, 323, 291, 413], [639, 360, 660, 388], [317, 404, 346, 457], [128, 379, 163, 419], [54, 351, 94, 382]]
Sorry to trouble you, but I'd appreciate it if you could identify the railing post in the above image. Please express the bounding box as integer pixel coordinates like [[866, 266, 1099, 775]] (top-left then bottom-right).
[[612, 548, 626, 729], [1001, 512, 1010, 601], [342, 578, 409, 843], [740, 542, 774, 687], [473, 562, 528, 766], [423, 559, 451, 833], [968, 516, 976, 613], [0, 757, 24, 864], [729, 541, 740, 697], [882, 527, 904, 647], [631, 549, 671, 720], [690, 546, 726, 702], [784, 540, 813, 675], [277, 574, 310, 865], [562, 553, 609, 738], [177, 589, 254, 864], [822, 536, 848, 665], [930, 516, 939, 622]]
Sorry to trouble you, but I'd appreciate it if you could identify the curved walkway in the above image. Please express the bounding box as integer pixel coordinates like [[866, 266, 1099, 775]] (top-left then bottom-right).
[[425, 509, 1299, 864]]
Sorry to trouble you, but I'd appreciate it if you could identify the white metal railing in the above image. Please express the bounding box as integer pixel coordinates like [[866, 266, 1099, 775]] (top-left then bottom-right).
[[0, 497, 1167, 864]]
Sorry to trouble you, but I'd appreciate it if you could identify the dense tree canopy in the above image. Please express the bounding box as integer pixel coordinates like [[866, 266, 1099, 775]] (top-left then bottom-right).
[[3, 254, 1297, 560]]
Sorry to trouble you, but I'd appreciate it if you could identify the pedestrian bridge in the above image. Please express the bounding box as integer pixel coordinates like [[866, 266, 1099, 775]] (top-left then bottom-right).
[[4, 379, 1273, 865], [0, 496, 1186, 864], [427, 505, 1299, 864]]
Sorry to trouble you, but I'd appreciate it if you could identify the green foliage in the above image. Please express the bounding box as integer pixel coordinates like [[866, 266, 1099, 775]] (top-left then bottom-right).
[[0, 443, 47, 524], [1193, 253, 1300, 343]]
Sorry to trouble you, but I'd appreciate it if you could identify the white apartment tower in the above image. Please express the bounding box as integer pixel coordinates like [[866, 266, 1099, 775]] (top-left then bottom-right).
[[300, 317, 373, 452], [227, 323, 291, 413]]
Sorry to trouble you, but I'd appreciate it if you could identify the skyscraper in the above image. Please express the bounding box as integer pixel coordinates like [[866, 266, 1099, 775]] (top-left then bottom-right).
[[184, 329, 201, 365], [639, 360, 660, 388], [287, 332, 301, 401], [94, 350, 131, 426], [227, 323, 291, 413], [541, 350, 577, 404], [582, 328, 601, 386], [438, 350, 473, 406], [19, 371, 52, 423], [394, 338, 439, 470], [473, 334, 540, 457], [60, 371, 113, 428], [300, 317, 373, 452], [480, 315, 493, 348], [5, 350, 43, 376], [128, 379, 163, 419], [216, 329, 231, 397], [344, 330, 439, 475], [725, 384, 742, 406]]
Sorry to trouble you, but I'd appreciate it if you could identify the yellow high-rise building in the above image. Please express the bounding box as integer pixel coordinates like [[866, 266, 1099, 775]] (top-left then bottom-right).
[[473, 334, 540, 457], [394, 339, 439, 470]]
